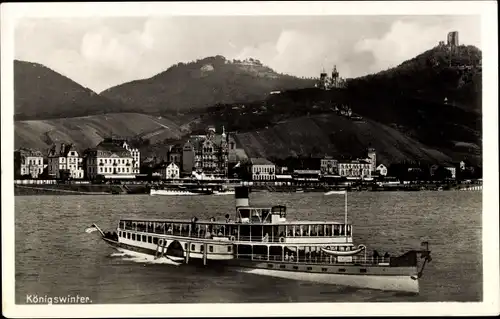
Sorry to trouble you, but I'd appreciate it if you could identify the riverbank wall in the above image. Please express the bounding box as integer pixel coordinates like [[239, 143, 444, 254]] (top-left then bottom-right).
[[14, 184, 149, 196]]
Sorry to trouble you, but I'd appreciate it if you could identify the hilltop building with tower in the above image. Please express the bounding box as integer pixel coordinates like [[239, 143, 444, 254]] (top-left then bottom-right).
[[438, 31, 460, 49], [316, 65, 347, 90]]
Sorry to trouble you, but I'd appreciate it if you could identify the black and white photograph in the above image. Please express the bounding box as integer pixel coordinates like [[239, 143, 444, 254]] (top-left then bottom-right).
[[1, 1, 498, 317]]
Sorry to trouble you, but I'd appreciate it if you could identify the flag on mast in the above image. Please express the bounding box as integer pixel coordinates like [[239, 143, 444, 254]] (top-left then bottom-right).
[[85, 225, 98, 234]]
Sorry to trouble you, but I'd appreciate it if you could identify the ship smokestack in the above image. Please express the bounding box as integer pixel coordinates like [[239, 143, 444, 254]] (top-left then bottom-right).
[[235, 186, 249, 207]]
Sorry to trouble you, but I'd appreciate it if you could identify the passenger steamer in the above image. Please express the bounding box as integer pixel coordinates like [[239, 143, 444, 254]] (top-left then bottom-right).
[[89, 187, 432, 293]]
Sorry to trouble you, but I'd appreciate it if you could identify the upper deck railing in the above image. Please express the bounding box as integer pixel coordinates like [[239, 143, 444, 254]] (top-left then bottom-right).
[[120, 219, 352, 243]]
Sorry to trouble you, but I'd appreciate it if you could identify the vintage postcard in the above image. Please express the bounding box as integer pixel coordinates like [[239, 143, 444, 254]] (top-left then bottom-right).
[[1, 1, 498, 317]]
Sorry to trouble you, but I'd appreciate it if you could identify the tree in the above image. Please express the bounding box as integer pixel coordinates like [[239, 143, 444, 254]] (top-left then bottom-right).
[[432, 166, 452, 181]]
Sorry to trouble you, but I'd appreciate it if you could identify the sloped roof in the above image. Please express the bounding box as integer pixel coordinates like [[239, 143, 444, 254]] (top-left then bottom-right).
[[47, 143, 79, 157], [16, 148, 44, 158], [92, 141, 132, 158], [250, 157, 274, 165]]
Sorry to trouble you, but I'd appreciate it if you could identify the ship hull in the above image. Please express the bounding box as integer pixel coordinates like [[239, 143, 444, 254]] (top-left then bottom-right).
[[233, 265, 418, 294], [101, 238, 419, 293]]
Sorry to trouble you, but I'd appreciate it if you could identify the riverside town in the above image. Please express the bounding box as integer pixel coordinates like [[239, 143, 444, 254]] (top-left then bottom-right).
[[10, 11, 488, 308], [14, 123, 482, 195]]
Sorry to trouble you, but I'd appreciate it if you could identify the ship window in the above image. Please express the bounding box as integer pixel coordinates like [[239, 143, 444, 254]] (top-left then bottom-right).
[[268, 264, 274, 268], [142, 235, 146, 242], [338, 268, 346, 273], [347, 225, 351, 236], [228, 246, 232, 252], [191, 244, 195, 251], [322, 268, 328, 272], [280, 265, 286, 269], [131, 234, 135, 240], [184, 244, 187, 250], [148, 236, 152, 243], [127, 232, 130, 240], [326, 225, 332, 236], [209, 246, 214, 253], [293, 266, 299, 270], [310, 225, 317, 236], [201, 245, 204, 252], [118, 231, 121, 237], [333, 224, 340, 236], [153, 237, 158, 245], [307, 267, 313, 271], [360, 268, 367, 273]]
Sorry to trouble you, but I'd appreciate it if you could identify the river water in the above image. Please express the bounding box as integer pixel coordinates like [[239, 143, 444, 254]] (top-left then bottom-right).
[[15, 191, 482, 303]]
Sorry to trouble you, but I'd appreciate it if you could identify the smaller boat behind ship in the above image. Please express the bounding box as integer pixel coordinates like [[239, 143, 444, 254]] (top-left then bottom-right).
[[90, 186, 433, 294], [213, 185, 235, 196], [150, 185, 214, 196]]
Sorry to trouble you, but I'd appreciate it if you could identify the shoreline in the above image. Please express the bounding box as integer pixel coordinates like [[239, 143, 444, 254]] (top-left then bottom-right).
[[14, 183, 482, 196]]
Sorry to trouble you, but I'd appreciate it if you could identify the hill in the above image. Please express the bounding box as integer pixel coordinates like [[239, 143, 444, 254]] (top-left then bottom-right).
[[100, 55, 315, 115], [233, 113, 454, 165], [347, 44, 482, 113], [13, 45, 482, 167], [14, 60, 125, 121], [14, 113, 183, 154]]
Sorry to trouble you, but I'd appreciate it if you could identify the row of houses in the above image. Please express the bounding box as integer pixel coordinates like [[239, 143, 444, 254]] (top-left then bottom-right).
[[14, 138, 141, 180], [14, 126, 244, 181], [243, 148, 384, 182], [13, 125, 476, 182]]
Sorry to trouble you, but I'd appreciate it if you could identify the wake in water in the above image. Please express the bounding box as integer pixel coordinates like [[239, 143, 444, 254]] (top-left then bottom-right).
[[109, 249, 182, 266]]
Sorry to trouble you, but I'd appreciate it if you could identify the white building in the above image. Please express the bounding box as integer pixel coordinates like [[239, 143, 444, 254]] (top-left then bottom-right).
[[249, 158, 276, 181], [445, 166, 457, 179], [159, 162, 180, 180], [338, 160, 372, 179], [122, 141, 140, 174], [367, 148, 377, 172], [85, 139, 136, 180], [320, 157, 338, 175], [14, 149, 44, 178], [47, 143, 84, 179], [376, 164, 388, 176]]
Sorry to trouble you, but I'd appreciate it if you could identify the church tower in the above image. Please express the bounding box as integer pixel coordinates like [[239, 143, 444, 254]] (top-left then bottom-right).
[[367, 148, 376, 172]]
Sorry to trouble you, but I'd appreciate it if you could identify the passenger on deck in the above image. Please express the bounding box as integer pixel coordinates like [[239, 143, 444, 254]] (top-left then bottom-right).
[[263, 233, 269, 243], [284, 252, 289, 261], [290, 253, 295, 262], [225, 214, 231, 223]]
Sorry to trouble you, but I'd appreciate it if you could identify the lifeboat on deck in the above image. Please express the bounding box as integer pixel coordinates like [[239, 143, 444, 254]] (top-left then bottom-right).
[[321, 244, 366, 256]]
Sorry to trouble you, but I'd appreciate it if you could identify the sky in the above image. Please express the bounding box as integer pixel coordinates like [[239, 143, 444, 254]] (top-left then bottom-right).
[[14, 15, 481, 93]]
